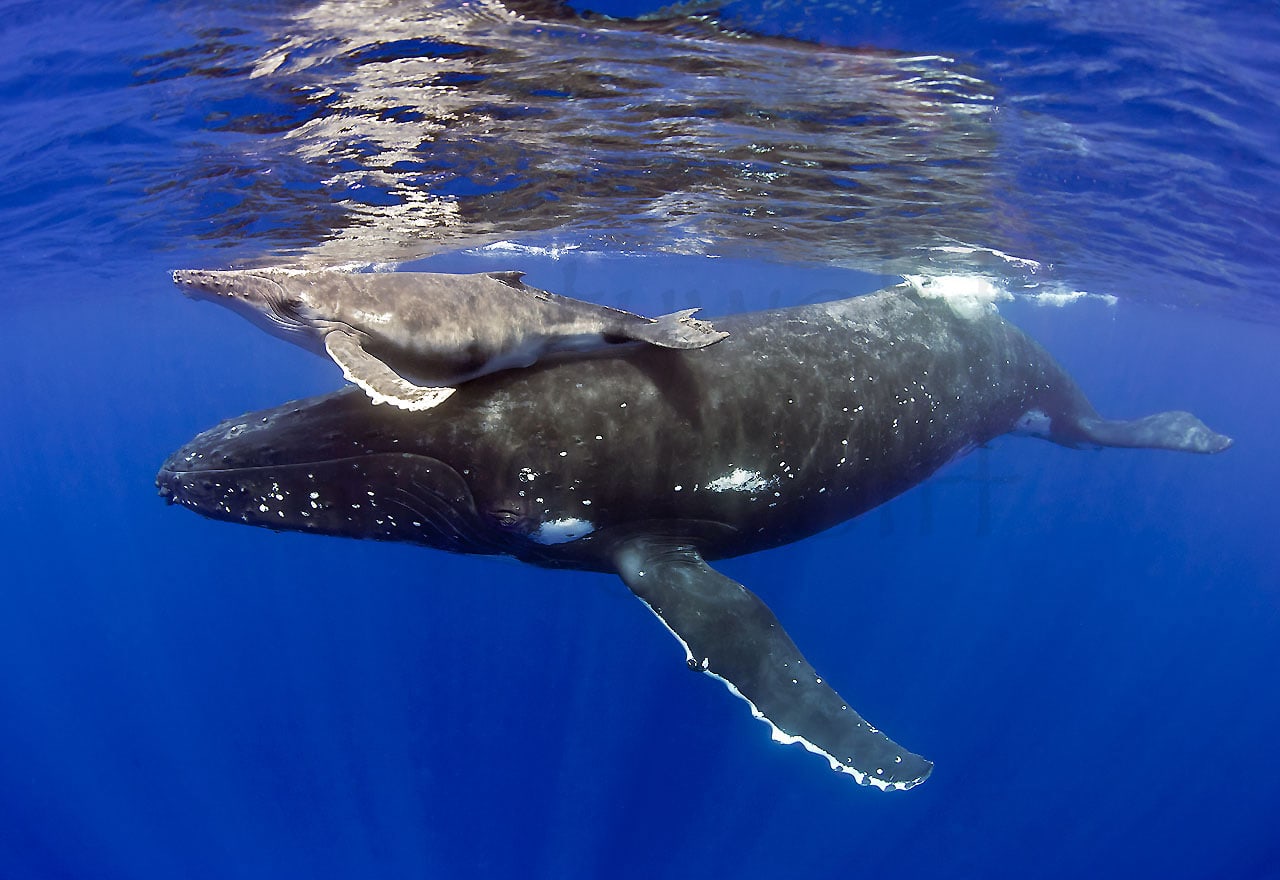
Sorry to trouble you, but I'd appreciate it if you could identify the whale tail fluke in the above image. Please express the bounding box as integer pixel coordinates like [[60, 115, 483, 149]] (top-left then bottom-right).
[[1075, 411, 1233, 454]]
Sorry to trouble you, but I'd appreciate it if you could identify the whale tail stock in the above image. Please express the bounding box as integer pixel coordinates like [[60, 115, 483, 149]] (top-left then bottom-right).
[[612, 535, 932, 790], [1059, 409, 1233, 454]]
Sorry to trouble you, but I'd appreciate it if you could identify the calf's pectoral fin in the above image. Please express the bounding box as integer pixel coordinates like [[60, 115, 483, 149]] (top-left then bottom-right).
[[323, 331, 455, 412], [612, 535, 932, 790], [1074, 411, 1232, 454], [625, 308, 730, 350]]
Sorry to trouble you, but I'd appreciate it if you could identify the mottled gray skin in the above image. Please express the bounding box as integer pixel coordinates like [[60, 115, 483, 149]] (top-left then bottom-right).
[[172, 268, 727, 411], [157, 283, 1230, 790]]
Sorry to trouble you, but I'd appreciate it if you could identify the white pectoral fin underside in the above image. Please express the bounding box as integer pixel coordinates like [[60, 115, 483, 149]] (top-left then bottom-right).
[[323, 331, 455, 411]]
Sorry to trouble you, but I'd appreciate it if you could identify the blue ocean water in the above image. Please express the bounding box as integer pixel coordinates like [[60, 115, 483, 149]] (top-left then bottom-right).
[[1, 1, 1277, 878]]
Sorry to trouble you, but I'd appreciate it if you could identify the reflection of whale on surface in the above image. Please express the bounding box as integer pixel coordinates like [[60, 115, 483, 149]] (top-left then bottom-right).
[[172, 268, 728, 411], [157, 282, 1231, 790]]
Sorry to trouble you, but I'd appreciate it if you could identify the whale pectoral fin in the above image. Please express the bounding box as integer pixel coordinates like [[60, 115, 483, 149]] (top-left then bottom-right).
[[1074, 412, 1233, 454], [625, 308, 730, 350], [323, 331, 455, 412], [612, 536, 932, 790]]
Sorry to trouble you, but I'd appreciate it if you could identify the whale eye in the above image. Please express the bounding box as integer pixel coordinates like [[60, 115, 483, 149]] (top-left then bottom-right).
[[490, 508, 537, 535], [491, 509, 523, 528]]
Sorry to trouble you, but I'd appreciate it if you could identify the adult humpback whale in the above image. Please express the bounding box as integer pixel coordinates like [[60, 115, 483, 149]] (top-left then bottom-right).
[[157, 281, 1230, 790]]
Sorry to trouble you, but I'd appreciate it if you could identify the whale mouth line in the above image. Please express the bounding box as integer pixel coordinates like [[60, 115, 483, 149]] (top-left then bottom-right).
[[159, 454, 379, 479], [155, 452, 457, 501], [155, 451, 493, 549], [173, 269, 311, 336]]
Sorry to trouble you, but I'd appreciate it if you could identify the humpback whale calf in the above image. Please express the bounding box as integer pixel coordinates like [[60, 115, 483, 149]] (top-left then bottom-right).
[[157, 281, 1230, 790], [172, 268, 727, 411]]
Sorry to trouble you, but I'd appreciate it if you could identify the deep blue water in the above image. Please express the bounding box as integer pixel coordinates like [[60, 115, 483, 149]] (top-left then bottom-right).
[[1, 2, 1278, 878]]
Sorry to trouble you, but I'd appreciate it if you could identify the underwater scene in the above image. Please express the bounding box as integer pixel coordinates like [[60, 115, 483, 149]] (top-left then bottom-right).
[[0, 1, 1277, 877]]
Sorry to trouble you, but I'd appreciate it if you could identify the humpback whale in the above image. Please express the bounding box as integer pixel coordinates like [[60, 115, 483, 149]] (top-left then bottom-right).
[[157, 281, 1230, 790], [172, 268, 727, 411]]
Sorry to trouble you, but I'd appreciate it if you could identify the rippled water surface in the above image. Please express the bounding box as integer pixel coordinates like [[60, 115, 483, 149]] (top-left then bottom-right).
[[0, 2, 1277, 879], [4, 0, 1278, 315]]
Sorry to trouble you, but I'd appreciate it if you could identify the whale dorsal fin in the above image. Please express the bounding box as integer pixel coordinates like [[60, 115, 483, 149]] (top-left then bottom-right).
[[626, 307, 730, 350], [486, 271, 527, 289], [611, 535, 932, 790], [323, 331, 455, 412]]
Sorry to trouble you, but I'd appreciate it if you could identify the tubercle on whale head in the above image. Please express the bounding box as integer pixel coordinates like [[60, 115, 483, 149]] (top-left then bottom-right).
[[157, 450, 509, 554], [171, 268, 315, 344], [173, 269, 276, 304], [153, 392, 517, 556]]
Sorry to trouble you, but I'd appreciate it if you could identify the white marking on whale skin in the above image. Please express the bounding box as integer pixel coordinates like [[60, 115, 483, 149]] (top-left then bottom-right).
[[718, 676, 918, 791], [636, 602, 918, 791], [331, 349, 456, 411], [531, 517, 595, 545], [347, 307, 396, 326], [1013, 408, 1052, 437], [706, 468, 778, 493]]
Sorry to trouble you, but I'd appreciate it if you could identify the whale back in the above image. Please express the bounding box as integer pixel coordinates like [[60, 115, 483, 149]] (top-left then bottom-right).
[[159, 286, 1095, 568], [431, 285, 1081, 561]]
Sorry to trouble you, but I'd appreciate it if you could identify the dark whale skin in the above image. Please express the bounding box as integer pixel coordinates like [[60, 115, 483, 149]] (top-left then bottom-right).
[[157, 283, 1230, 791]]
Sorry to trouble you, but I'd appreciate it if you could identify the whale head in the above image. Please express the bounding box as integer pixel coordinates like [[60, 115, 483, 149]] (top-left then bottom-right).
[[172, 269, 325, 353], [155, 389, 529, 558]]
